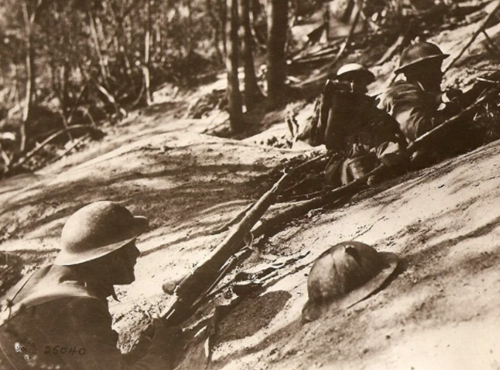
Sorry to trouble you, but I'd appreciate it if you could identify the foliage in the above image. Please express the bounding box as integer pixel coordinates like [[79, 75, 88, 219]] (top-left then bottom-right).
[[0, 0, 485, 174], [0, 252, 23, 297], [0, 0, 224, 164]]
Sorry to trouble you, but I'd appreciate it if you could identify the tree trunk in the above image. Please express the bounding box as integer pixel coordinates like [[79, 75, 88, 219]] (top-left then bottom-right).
[[21, 39, 34, 153], [155, 23, 162, 55], [241, 0, 264, 111], [143, 0, 153, 105], [207, 0, 224, 63], [88, 9, 109, 86], [220, 0, 228, 56], [185, 0, 194, 54], [226, 0, 245, 132], [20, 0, 39, 153], [105, 0, 135, 86], [58, 62, 71, 115], [266, 0, 288, 109]]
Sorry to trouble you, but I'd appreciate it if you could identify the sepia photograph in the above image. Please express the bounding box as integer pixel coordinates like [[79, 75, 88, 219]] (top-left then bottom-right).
[[0, 0, 500, 369]]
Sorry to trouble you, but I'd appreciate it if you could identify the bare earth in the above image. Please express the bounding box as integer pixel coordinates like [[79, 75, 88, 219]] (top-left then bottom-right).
[[3, 17, 500, 370]]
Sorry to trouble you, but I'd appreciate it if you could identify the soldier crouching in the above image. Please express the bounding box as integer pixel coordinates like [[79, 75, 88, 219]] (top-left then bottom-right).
[[0, 201, 182, 370], [378, 41, 464, 169], [307, 63, 408, 187]]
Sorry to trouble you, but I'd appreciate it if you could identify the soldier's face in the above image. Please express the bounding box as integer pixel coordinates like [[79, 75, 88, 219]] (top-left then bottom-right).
[[108, 242, 141, 285], [403, 59, 443, 92], [339, 74, 371, 94], [120, 242, 141, 284]]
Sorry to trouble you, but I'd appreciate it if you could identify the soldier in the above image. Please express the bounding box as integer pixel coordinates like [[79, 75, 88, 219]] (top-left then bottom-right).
[[310, 63, 407, 187], [0, 201, 182, 370], [378, 41, 462, 168]]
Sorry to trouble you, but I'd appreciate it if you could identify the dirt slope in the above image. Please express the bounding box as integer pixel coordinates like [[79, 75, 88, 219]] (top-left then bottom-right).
[[207, 139, 500, 370], [3, 8, 500, 370], [2, 109, 500, 369]]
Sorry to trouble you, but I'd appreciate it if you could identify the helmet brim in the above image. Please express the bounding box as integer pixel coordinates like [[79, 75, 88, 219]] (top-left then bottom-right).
[[54, 216, 148, 266], [302, 251, 398, 322], [335, 251, 398, 310], [395, 54, 449, 74], [338, 69, 376, 85]]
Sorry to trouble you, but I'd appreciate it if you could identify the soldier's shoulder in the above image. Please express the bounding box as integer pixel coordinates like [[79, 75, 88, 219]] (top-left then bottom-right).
[[384, 81, 421, 97], [33, 295, 106, 317], [66, 295, 108, 312], [378, 81, 424, 108]]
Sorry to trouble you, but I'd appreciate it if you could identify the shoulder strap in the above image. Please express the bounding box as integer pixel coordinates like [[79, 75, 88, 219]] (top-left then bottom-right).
[[2, 268, 40, 305], [19, 283, 95, 309], [0, 282, 96, 327]]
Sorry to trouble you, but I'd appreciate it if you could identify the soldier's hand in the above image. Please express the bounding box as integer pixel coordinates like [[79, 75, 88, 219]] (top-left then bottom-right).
[[377, 142, 406, 167], [442, 88, 463, 103], [438, 88, 464, 117]]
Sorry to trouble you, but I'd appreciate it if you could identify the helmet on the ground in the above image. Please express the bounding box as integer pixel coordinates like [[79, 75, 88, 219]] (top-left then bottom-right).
[[54, 201, 148, 266], [395, 41, 449, 74], [336, 63, 375, 85], [302, 241, 398, 322]]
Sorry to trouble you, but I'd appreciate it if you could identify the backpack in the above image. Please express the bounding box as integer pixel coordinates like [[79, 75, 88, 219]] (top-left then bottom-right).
[[309, 79, 363, 150]]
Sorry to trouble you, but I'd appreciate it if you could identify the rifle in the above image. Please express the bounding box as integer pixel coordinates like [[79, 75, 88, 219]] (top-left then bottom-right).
[[123, 155, 328, 365], [160, 173, 288, 325], [408, 78, 500, 153], [126, 171, 291, 362], [158, 154, 325, 326]]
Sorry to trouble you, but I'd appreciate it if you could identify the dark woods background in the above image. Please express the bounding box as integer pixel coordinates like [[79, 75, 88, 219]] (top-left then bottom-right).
[[0, 0, 284, 156], [0, 0, 484, 174]]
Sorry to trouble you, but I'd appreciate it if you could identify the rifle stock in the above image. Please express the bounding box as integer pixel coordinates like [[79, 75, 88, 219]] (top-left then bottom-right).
[[160, 172, 290, 326]]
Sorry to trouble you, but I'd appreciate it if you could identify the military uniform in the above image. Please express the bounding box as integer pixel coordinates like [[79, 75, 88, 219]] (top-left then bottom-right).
[[377, 80, 441, 143], [376, 80, 444, 166], [0, 265, 179, 370], [0, 201, 180, 370], [378, 41, 460, 167], [311, 80, 406, 186]]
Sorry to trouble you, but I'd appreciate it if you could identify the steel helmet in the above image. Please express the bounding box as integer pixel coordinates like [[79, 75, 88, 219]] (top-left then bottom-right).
[[54, 201, 148, 266], [302, 241, 398, 322], [395, 41, 449, 74], [336, 63, 375, 84]]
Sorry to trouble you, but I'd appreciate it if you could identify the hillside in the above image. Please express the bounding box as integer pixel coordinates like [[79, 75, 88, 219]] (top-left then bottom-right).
[[2, 3, 500, 370]]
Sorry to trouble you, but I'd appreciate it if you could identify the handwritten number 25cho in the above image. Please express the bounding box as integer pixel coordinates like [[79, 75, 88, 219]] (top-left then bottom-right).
[[44, 346, 86, 355]]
